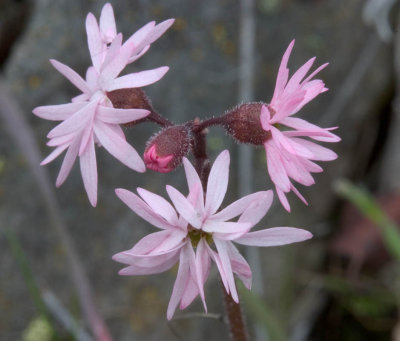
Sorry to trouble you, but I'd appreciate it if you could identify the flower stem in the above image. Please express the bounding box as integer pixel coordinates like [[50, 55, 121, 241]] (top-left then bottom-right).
[[223, 289, 249, 341], [193, 115, 227, 132], [147, 110, 173, 127], [190, 118, 211, 186], [191, 119, 248, 341]]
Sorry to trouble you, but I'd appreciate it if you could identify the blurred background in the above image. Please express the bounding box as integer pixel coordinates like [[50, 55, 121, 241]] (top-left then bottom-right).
[[1, 0, 400, 340]]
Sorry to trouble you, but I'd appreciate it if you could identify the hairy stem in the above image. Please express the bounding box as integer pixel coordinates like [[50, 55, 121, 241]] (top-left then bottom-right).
[[193, 115, 227, 133], [147, 109, 173, 127], [223, 290, 249, 341]]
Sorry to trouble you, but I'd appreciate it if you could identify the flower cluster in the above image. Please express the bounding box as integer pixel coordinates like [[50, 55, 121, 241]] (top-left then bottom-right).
[[33, 3, 339, 321], [113, 150, 312, 319], [33, 3, 173, 206]]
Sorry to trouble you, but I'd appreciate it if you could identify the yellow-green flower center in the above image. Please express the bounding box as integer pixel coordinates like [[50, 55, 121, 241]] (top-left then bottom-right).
[[188, 226, 213, 248]]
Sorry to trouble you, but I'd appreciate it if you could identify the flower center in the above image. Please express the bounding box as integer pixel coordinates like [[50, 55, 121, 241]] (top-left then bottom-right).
[[187, 225, 213, 248]]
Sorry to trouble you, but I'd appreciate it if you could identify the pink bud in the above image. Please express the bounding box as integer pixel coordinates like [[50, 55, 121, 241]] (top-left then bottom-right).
[[144, 125, 191, 173], [144, 144, 174, 173]]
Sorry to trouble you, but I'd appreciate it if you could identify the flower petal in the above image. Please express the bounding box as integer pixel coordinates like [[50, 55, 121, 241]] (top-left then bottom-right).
[[137, 187, 179, 226], [85, 13, 104, 71], [290, 183, 308, 206], [276, 187, 291, 212], [291, 138, 338, 161], [260, 105, 271, 131], [100, 33, 123, 71], [97, 105, 149, 124], [146, 19, 175, 44], [94, 121, 145, 172], [271, 126, 313, 158], [72, 94, 89, 103], [194, 238, 210, 311], [113, 232, 184, 265], [182, 157, 204, 213], [100, 38, 133, 87], [225, 242, 252, 290], [33, 102, 86, 121], [109, 66, 169, 91], [115, 188, 174, 230], [124, 21, 156, 53], [166, 185, 202, 228], [99, 3, 117, 43], [167, 243, 191, 320], [118, 253, 179, 276], [202, 221, 251, 236], [47, 133, 75, 147], [41, 144, 69, 165], [132, 230, 186, 256], [264, 141, 290, 191], [214, 239, 238, 302], [179, 273, 200, 310], [211, 191, 271, 222], [238, 190, 273, 226], [285, 57, 315, 93], [79, 105, 96, 156], [55, 134, 81, 187], [280, 117, 340, 142], [271, 40, 294, 105], [235, 227, 312, 247], [79, 133, 97, 207], [50, 59, 91, 95], [205, 243, 229, 293], [47, 99, 97, 139], [205, 150, 230, 216], [302, 62, 328, 84], [180, 243, 203, 310], [128, 45, 150, 63]]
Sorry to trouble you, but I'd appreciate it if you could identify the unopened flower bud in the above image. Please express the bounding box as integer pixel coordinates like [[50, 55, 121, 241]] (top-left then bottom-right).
[[144, 125, 191, 173], [222, 102, 271, 145], [107, 88, 154, 126]]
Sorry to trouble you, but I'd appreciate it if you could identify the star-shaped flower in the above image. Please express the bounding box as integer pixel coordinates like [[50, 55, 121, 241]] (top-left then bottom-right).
[[260, 40, 340, 211], [33, 31, 169, 206], [113, 150, 312, 319]]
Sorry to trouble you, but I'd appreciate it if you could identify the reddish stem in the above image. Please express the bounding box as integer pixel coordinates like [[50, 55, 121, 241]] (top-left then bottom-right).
[[147, 110, 173, 127], [223, 291, 249, 341], [193, 115, 227, 133]]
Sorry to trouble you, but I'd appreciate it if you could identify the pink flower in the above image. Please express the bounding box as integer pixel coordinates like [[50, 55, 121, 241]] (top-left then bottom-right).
[[33, 27, 169, 206], [113, 150, 312, 319], [260, 40, 340, 211], [85, 3, 174, 70]]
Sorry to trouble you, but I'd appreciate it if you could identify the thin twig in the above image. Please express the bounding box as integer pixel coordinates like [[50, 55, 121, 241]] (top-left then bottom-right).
[[0, 79, 113, 341]]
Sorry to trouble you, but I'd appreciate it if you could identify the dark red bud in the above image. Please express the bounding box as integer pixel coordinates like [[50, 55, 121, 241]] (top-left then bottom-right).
[[144, 125, 191, 173], [107, 88, 154, 126], [222, 102, 271, 145]]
